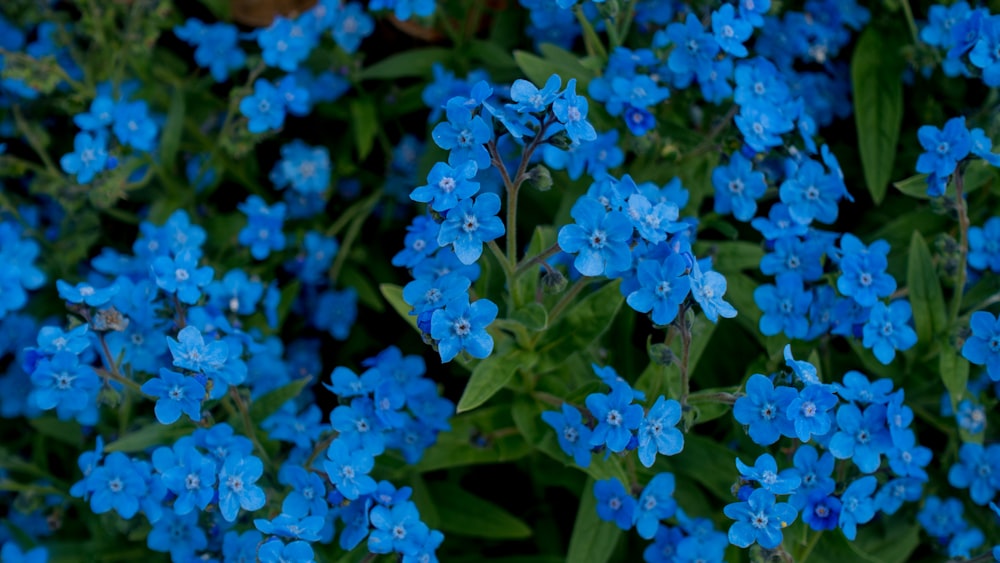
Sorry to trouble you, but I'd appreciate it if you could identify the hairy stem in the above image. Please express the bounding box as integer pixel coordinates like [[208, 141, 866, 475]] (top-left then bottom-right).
[[949, 169, 970, 326]]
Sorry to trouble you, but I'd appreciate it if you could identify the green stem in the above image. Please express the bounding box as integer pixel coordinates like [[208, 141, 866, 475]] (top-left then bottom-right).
[[948, 169, 969, 328], [12, 105, 60, 175], [548, 277, 590, 322], [514, 243, 563, 277], [899, 0, 922, 48], [798, 529, 822, 562], [329, 189, 382, 284], [686, 104, 738, 159], [677, 307, 692, 410], [229, 387, 273, 468], [487, 240, 515, 281]]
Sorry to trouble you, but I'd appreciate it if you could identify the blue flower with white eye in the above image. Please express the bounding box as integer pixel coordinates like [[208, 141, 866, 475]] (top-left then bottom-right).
[[736, 453, 801, 495], [509, 74, 561, 113], [432, 99, 492, 169], [724, 489, 797, 549], [410, 161, 480, 212], [862, 300, 917, 364], [429, 296, 497, 363], [436, 192, 504, 265], [637, 396, 683, 467], [553, 79, 597, 143], [542, 403, 593, 468], [627, 254, 691, 326], [558, 196, 634, 277]]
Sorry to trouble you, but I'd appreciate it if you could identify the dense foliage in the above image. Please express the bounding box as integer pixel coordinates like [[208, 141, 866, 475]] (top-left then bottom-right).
[[1, 0, 1000, 561]]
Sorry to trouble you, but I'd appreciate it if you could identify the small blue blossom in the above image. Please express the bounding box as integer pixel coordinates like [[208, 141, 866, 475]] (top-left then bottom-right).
[[724, 488, 797, 549]]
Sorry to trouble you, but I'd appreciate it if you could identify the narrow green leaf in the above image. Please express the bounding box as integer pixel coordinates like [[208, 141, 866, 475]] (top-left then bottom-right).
[[249, 377, 311, 421], [359, 47, 453, 80], [513, 50, 596, 92], [536, 280, 624, 371], [159, 88, 186, 172], [906, 231, 947, 346], [105, 423, 195, 453], [457, 348, 532, 412], [939, 345, 969, 411], [893, 173, 930, 199], [349, 98, 378, 160], [851, 28, 904, 204], [379, 283, 419, 333], [566, 477, 621, 563], [430, 482, 533, 539]]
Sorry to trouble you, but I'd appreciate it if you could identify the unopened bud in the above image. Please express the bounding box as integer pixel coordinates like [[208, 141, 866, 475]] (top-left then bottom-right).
[[649, 343, 674, 366], [541, 270, 568, 294], [525, 165, 553, 192]]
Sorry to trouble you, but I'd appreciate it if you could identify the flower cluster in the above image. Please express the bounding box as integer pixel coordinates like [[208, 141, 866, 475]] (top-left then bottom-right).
[[727, 347, 930, 546]]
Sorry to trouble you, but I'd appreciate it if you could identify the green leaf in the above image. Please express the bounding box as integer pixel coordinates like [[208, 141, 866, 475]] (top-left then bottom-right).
[[566, 477, 621, 563], [159, 87, 186, 172], [414, 406, 533, 472], [513, 302, 548, 331], [894, 159, 998, 200], [249, 377, 312, 421], [906, 231, 947, 347], [457, 348, 533, 413], [429, 482, 533, 539], [350, 98, 378, 160], [851, 27, 904, 204], [29, 417, 83, 448], [893, 173, 930, 199], [939, 345, 969, 411], [359, 47, 454, 80], [536, 280, 624, 371], [105, 423, 195, 453], [380, 283, 419, 333], [693, 241, 764, 273], [513, 49, 596, 92]]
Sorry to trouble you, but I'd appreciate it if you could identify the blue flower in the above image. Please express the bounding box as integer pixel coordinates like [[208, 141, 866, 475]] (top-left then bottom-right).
[[150, 249, 214, 304], [948, 442, 1000, 505], [788, 445, 835, 510], [0, 543, 48, 563], [689, 263, 737, 322], [29, 351, 100, 420], [724, 488, 797, 549], [735, 101, 793, 154], [885, 429, 932, 480], [713, 153, 766, 222], [970, 17, 1000, 85], [736, 453, 801, 495], [411, 161, 480, 212], [141, 368, 206, 425], [627, 254, 691, 326], [429, 296, 497, 362], [733, 374, 796, 445], [432, 99, 492, 169], [324, 438, 376, 500], [861, 300, 917, 364], [258, 15, 318, 72], [586, 382, 644, 452], [88, 452, 148, 519], [968, 217, 1000, 272], [153, 441, 216, 514], [838, 476, 877, 540], [509, 74, 561, 113], [331, 3, 374, 54], [168, 325, 228, 374], [368, 501, 429, 555], [553, 78, 597, 143], [314, 287, 358, 341], [802, 492, 841, 531], [962, 310, 1000, 380], [835, 369, 893, 406], [557, 196, 634, 277], [239, 79, 286, 133], [634, 473, 678, 539], [786, 384, 838, 442], [778, 156, 844, 225], [217, 454, 266, 521], [754, 272, 811, 339], [828, 403, 892, 473], [147, 510, 207, 561], [257, 540, 315, 563], [238, 195, 287, 260], [60, 131, 109, 183], [916, 117, 972, 178], [112, 100, 158, 151], [436, 192, 504, 265], [594, 478, 637, 530], [665, 14, 720, 75], [711, 4, 753, 57], [637, 395, 684, 467], [403, 272, 471, 317], [541, 403, 593, 468]]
